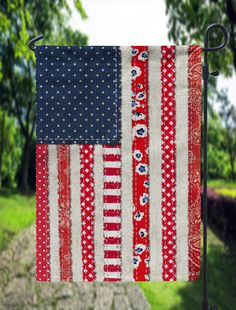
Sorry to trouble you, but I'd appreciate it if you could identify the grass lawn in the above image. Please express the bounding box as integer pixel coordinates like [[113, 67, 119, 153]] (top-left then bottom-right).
[[208, 179, 236, 198], [139, 228, 236, 310], [0, 190, 35, 251]]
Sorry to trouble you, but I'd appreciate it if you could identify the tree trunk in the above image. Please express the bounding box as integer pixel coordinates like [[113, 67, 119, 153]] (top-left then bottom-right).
[[19, 138, 32, 195]]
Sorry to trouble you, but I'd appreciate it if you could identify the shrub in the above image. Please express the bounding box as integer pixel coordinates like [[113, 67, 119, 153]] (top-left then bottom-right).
[[206, 188, 236, 241]]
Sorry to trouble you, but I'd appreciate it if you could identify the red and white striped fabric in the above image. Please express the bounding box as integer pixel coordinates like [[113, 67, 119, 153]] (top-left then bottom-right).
[[36, 45, 202, 282]]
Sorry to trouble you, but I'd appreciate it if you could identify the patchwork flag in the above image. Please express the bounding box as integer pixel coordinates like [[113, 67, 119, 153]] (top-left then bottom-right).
[[35, 45, 202, 282]]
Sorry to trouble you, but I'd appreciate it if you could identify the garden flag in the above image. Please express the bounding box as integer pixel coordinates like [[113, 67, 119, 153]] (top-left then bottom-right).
[[35, 45, 202, 282]]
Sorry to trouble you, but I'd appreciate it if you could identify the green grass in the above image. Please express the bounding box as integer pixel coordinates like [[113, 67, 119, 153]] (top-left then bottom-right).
[[0, 191, 35, 251], [208, 179, 236, 198], [139, 228, 236, 310]]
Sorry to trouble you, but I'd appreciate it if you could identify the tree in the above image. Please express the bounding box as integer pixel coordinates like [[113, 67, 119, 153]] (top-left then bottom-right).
[[218, 89, 236, 179], [0, 0, 88, 193], [0, 108, 21, 188], [208, 110, 230, 179], [165, 0, 236, 76]]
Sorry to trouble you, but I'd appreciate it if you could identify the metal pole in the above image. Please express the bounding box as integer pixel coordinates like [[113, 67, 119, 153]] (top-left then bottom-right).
[[202, 23, 228, 310]]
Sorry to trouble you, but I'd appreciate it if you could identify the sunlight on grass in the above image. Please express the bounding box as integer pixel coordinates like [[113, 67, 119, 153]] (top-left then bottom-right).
[[214, 188, 236, 199], [208, 179, 236, 198], [0, 192, 35, 251], [139, 281, 186, 309]]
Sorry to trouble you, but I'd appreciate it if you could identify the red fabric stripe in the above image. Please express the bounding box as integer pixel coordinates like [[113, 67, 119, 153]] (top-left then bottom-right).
[[103, 145, 120, 149], [104, 250, 121, 258], [57, 145, 72, 281], [104, 168, 121, 175], [104, 265, 121, 272], [103, 154, 121, 161], [104, 182, 121, 189], [36, 144, 50, 282], [103, 278, 121, 282], [103, 144, 121, 282], [103, 195, 121, 203], [104, 223, 121, 231], [104, 237, 121, 244], [104, 210, 121, 217], [80, 145, 96, 281], [131, 46, 150, 281], [161, 46, 177, 281], [188, 46, 202, 281]]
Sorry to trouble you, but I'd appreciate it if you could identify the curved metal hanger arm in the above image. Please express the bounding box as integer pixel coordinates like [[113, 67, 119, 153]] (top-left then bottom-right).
[[203, 23, 228, 52], [28, 34, 44, 51]]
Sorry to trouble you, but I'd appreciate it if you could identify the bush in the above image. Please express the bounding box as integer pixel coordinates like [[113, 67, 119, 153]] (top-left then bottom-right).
[[206, 188, 236, 241]]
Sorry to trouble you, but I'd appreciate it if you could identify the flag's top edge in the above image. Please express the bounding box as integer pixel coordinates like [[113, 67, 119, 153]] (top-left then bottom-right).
[[35, 45, 201, 49]]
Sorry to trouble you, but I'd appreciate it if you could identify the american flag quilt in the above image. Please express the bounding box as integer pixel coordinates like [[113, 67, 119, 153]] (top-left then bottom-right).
[[35, 45, 202, 282]]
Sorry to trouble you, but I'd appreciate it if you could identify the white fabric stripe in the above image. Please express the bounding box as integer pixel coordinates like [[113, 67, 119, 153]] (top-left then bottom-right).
[[104, 189, 121, 196], [104, 175, 121, 182], [120, 46, 133, 281], [104, 161, 121, 168], [148, 46, 163, 281], [104, 272, 121, 279], [175, 46, 189, 280], [70, 145, 82, 281], [104, 216, 121, 223], [48, 145, 60, 282], [104, 203, 121, 210], [94, 145, 104, 281], [104, 230, 121, 238], [105, 258, 121, 265], [104, 244, 121, 251], [103, 148, 121, 155]]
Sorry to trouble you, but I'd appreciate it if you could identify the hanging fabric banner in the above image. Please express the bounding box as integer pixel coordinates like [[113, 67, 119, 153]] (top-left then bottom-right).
[[35, 45, 202, 282]]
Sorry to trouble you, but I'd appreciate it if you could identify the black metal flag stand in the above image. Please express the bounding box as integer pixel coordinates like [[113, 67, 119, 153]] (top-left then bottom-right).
[[202, 23, 228, 310], [28, 23, 229, 310]]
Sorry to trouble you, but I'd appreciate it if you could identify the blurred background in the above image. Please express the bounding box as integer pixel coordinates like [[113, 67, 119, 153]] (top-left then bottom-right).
[[0, 0, 235, 309]]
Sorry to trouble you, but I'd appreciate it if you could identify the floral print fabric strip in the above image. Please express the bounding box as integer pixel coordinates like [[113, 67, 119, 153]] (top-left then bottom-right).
[[131, 46, 150, 281]]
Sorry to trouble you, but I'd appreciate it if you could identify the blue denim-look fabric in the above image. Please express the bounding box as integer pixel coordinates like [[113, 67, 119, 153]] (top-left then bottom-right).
[[35, 46, 121, 144]]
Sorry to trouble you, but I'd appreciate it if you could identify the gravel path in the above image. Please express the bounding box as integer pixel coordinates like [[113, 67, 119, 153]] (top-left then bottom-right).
[[0, 226, 150, 310]]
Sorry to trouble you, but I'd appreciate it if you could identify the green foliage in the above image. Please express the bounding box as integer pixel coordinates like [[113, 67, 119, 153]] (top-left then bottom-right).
[[140, 228, 236, 309], [0, 11, 10, 31], [207, 110, 234, 179], [218, 90, 236, 179], [0, 108, 22, 188], [0, 191, 35, 251], [165, 0, 236, 76], [208, 144, 229, 179], [74, 0, 88, 20]]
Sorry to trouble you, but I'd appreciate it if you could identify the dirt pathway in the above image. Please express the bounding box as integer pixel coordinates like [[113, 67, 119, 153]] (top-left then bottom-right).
[[0, 226, 150, 310]]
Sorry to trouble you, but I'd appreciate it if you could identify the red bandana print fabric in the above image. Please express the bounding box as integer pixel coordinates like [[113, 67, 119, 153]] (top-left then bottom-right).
[[35, 45, 202, 282]]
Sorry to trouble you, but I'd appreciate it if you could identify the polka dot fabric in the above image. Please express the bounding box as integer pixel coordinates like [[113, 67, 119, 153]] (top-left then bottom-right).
[[36, 144, 50, 282], [35, 46, 121, 144], [161, 46, 177, 281], [80, 145, 96, 281]]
